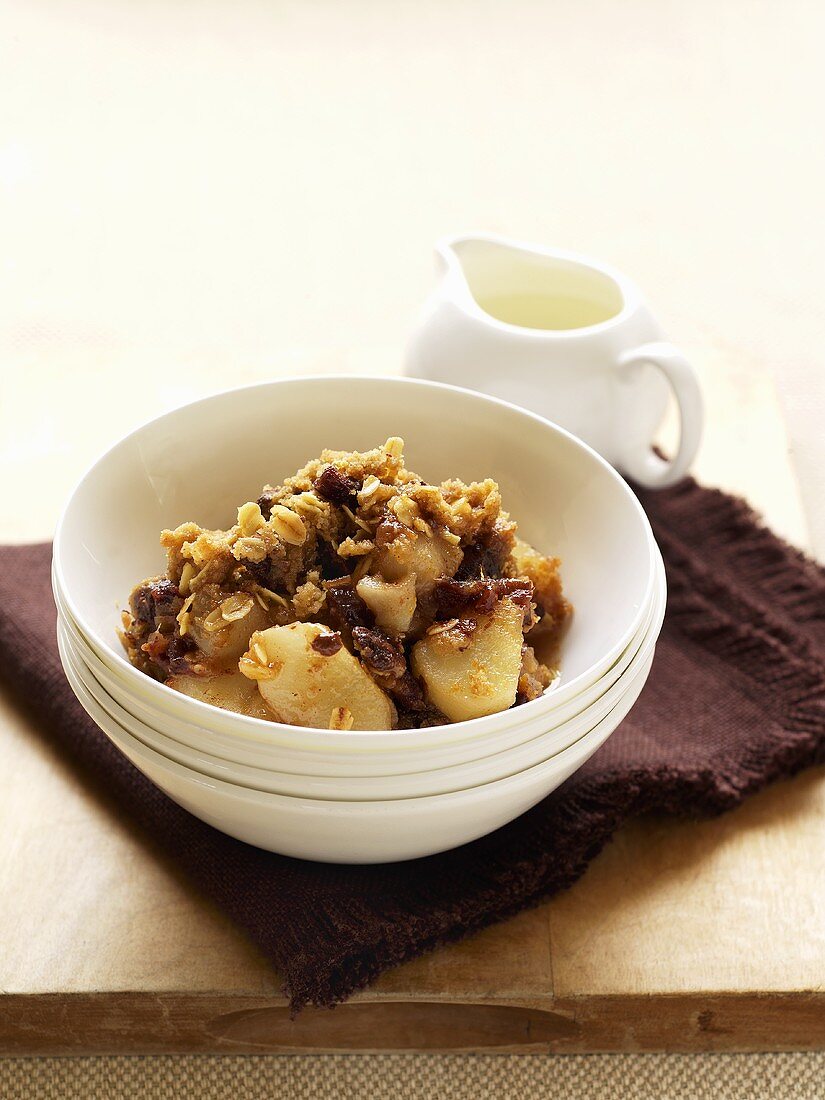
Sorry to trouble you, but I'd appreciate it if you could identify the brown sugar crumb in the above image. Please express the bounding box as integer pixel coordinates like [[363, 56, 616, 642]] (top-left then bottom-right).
[[120, 437, 570, 729], [517, 643, 555, 704]]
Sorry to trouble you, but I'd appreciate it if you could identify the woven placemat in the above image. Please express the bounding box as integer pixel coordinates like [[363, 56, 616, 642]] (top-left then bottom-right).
[[2, 1053, 824, 1100]]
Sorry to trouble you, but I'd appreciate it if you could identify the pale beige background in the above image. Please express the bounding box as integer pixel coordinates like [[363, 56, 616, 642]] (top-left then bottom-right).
[[1, 0, 823, 1093], [1, 0, 823, 552]]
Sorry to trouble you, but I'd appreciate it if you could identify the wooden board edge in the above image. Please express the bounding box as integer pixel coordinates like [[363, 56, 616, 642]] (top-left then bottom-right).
[[1, 992, 823, 1055]]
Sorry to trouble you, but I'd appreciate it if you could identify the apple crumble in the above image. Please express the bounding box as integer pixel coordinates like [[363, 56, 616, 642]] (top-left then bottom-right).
[[120, 438, 571, 730]]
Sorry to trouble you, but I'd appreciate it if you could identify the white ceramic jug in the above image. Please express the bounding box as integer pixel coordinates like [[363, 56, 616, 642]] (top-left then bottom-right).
[[404, 234, 702, 488]]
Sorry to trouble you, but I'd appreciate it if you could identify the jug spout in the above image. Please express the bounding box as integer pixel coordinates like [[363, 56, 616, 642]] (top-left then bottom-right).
[[433, 234, 503, 304], [431, 234, 542, 329]]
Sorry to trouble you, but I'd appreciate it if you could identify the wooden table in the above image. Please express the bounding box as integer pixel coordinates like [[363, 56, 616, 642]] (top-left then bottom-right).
[[1, 354, 823, 1055]]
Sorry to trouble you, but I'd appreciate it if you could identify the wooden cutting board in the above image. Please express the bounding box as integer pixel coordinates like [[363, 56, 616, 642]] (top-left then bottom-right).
[[1, 353, 822, 1055]]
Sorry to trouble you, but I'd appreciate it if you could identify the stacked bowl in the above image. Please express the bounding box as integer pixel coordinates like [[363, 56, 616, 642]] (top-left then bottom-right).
[[53, 377, 666, 863]]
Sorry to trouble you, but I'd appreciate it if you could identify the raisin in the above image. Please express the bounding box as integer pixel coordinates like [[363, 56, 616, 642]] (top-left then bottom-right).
[[130, 586, 154, 623], [130, 578, 181, 625], [316, 537, 350, 580], [245, 559, 274, 587], [455, 525, 512, 580], [351, 626, 406, 677], [313, 465, 359, 506], [256, 488, 277, 520], [394, 691, 448, 727], [389, 669, 429, 712], [433, 577, 533, 619], [311, 630, 343, 656], [166, 634, 196, 674], [349, 628, 437, 720], [456, 542, 504, 580], [325, 579, 374, 636]]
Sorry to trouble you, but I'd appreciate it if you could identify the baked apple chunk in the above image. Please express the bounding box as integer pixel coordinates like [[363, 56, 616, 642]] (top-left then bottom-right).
[[239, 623, 396, 731], [411, 597, 526, 722]]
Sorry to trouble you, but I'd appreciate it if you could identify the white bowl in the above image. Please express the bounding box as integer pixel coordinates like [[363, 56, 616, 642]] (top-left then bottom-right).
[[60, 601, 658, 800], [53, 376, 658, 751], [55, 545, 663, 777], [59, 620, 653, 862]]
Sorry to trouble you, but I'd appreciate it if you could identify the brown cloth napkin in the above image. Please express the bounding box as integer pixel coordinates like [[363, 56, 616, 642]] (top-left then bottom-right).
[[1, 479, 824, 1011]]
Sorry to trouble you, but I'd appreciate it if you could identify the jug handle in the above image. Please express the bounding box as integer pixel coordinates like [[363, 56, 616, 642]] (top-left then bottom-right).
[[616, 341, 703, 489]]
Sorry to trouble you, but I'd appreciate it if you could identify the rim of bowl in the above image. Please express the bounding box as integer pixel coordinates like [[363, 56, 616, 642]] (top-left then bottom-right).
[[53, 374, 658, 745], [57, 542, 665, 773], [55, 549, 663, 771], [60, 564, 660, 798], [59, 615, 647, 802], [59, 618, 650, 812]]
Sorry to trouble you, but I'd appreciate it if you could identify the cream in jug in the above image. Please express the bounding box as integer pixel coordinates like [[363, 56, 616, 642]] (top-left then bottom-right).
[[404, 235, 702, 489]]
